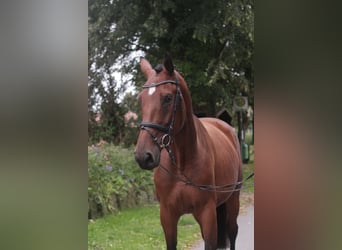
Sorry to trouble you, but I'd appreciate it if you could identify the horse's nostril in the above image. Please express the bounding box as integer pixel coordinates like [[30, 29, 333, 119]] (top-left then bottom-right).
[[135, 150, 158, 170], [144, 152, 154, 164]]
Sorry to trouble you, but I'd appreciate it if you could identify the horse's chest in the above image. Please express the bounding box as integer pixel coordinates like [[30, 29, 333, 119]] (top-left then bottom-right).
[[156, 181, 209, 213]]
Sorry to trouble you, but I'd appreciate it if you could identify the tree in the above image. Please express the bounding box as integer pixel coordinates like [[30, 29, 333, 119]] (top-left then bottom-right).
[[89, 0, 254, 142]]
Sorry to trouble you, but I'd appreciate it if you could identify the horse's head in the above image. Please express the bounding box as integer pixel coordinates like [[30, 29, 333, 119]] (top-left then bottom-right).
[[134, 54, 185, 170]]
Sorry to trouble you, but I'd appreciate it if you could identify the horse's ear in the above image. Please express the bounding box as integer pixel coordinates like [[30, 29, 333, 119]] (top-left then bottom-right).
[[140, 57, 153, 79], [163, 53, 174, 76]]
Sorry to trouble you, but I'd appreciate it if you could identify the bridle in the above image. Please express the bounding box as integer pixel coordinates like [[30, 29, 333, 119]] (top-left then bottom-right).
[[139, 76, 182, 163], [139, 75, 254, 193]]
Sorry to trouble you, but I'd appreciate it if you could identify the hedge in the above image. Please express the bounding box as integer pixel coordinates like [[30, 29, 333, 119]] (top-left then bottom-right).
[[88, 143, 155, 219]]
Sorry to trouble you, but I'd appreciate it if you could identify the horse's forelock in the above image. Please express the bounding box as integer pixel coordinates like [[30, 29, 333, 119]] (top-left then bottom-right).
[[154, 64, 163, 74]]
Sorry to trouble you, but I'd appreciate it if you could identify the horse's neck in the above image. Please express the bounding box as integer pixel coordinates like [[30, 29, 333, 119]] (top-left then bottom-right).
[[173, 76, 201, 167], [173, 114, 200, 167]]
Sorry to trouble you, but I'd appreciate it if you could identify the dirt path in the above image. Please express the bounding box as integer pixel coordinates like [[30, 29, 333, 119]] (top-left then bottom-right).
[[190, 193, 254, 250]]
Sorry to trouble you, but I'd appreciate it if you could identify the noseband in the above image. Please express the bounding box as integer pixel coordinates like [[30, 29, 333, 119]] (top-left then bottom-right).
[[139, 76, 181, 163]]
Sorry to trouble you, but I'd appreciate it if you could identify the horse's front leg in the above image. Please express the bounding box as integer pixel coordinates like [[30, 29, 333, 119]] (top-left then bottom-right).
[[160, 204, 180, 250], [194, 203, 217, 250]]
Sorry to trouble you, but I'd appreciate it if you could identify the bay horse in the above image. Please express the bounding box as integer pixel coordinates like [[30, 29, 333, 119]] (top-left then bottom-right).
[[134, 54, 242, 250]]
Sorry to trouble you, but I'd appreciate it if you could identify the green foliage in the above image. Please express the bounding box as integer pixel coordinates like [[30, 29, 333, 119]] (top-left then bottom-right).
[[88, 0, 254, 142], [88, 204, 201, 250], [88, 144, 154, 218]]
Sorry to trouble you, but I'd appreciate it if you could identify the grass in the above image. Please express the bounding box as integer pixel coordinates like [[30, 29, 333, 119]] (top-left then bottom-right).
[[88, 204, 201, 250]]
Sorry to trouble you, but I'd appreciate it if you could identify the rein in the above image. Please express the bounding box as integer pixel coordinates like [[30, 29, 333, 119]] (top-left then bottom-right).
[[159, 163, 254, 193], [139, 76, 254, 193]]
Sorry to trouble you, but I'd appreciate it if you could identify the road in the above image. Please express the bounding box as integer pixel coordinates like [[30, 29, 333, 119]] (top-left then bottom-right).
[[190, 205, 254, 250]]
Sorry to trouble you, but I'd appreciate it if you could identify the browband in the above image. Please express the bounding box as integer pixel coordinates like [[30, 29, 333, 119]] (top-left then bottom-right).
[[142, 80, 178, 88]]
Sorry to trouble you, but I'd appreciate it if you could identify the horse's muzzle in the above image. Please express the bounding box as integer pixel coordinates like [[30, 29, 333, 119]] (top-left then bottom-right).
[[134, 150, 160, 170]]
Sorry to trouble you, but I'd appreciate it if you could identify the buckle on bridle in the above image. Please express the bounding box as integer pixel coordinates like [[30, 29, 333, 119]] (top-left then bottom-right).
[[160, 134, 171, 148]]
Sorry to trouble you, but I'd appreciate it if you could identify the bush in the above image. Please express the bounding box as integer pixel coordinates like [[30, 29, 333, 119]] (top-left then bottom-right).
[[88, 144, 155, 219]]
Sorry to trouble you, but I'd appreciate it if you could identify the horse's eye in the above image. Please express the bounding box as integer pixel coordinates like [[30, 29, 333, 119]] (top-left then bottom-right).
[[163, 94, 173, 105]]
